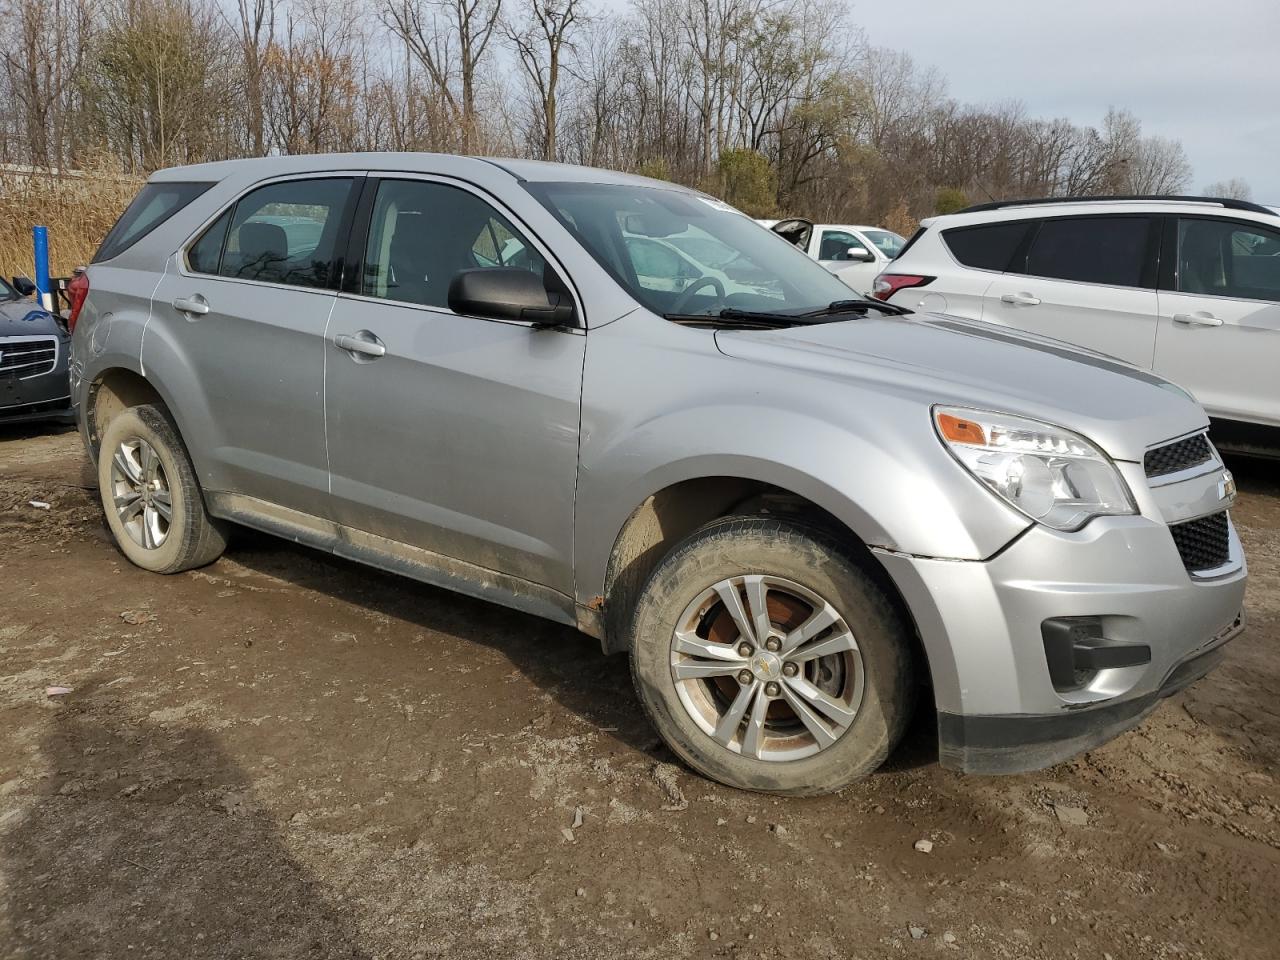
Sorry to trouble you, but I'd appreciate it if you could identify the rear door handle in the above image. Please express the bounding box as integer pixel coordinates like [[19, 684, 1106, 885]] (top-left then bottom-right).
[[1172, 312, 1224, 327], [334, 332, 387, 358], [1000, 292, 1041, 306], [172, 296, 209, 316]]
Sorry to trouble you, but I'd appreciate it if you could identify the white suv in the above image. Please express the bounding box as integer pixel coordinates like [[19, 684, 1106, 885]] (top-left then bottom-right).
[[874, 197, 1280, 450]]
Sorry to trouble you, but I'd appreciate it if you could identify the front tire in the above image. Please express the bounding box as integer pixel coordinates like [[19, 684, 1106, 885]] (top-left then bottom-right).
[[628, 517, 915, 795], [97, 404, 227, 574]]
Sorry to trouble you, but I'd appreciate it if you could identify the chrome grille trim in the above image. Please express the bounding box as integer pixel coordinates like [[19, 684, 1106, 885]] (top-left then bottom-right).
[[0, 335, 58, 379]]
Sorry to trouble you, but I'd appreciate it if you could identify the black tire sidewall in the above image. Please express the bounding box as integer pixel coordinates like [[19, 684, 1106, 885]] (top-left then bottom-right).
[[629, 517, 913, 795]]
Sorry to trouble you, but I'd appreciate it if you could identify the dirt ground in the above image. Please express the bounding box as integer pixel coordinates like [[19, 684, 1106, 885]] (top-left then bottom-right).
[[0, 425, 1276, 960]]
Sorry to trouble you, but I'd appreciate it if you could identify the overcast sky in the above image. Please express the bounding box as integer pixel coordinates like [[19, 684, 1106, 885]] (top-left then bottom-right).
[[850, 0, 1279, 202]]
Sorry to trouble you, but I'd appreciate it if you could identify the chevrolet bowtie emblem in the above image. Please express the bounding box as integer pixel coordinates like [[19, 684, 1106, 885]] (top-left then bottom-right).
[[1219, 470, 1236, 502]]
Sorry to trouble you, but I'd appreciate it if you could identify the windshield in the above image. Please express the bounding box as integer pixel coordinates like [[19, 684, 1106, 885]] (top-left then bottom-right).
[[862, 229, 906, 258], [525, 181, 856, 316]]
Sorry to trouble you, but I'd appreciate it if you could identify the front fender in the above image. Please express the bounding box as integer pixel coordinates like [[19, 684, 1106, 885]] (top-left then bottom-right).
[[574, 397, 1031, 605]]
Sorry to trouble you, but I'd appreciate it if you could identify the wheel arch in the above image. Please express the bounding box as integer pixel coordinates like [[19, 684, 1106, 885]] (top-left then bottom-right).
[[595, 472, 923, 668]]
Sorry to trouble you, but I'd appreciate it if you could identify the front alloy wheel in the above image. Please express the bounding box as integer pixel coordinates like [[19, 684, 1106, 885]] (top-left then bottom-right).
[[672, 575, 865, 761], [629, 516, 915, 794]]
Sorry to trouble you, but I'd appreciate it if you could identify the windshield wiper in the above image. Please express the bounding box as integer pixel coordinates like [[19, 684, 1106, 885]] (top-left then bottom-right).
[[664, 298, 911, 329], [664, 309, 807, 329], [809, 298, 912, 317]]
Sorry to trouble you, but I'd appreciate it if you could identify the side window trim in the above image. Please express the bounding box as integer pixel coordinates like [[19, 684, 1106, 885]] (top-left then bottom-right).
[[338, 173, 584, 327], [180, 172, 363, 293]]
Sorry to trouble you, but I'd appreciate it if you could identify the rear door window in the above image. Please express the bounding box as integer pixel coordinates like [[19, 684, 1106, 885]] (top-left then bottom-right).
[[93, 181, 213, 263], [1178, 217, 1280, 302], [191, 178, 354, 289], [1022, 216, 1154, 288], [942, 221, 1031, 271]]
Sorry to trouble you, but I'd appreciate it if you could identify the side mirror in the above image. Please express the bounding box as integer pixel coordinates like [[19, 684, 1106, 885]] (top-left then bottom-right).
[[847, 247, 875, 263], [12, 275, 35, 297], [448, 268, 575, 327]]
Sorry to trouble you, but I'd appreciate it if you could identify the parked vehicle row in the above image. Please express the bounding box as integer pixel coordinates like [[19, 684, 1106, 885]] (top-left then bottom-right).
[[68, 158, 1245, 794], [875, 196, 1280, 452]]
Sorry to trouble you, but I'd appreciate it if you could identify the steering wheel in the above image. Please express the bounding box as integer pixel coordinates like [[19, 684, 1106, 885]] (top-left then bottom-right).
[[670, 275, 726, 314]]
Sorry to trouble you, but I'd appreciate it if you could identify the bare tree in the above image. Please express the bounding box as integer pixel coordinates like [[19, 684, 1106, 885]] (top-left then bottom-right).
[[382, 0, 503, 152], [0, 0, 91, 168], [505, 0, 586, 161], [1202, 177, 1252, 200], [230, 0, 278, 156]]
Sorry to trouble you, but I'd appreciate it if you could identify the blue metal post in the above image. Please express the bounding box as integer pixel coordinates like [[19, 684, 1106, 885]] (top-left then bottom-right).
[[32, 225, 51, 311]]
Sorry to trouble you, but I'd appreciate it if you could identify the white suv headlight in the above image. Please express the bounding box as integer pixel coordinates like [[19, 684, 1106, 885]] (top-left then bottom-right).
[[933, 406, 1136, 532]]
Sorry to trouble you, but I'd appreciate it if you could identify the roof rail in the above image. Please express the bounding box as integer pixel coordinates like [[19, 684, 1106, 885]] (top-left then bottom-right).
[[957, 195, 1277, 217]]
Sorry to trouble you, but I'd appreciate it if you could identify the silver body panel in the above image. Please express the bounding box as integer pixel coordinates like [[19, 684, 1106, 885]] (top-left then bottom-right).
[[71, 154, 1247, 770]]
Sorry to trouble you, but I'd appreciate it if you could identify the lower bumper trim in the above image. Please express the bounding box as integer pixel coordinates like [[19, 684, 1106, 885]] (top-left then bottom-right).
[[938, 613, 1244, 775]]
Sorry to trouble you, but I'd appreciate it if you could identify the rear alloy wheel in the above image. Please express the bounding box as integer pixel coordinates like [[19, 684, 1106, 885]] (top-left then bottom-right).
[[109, 437, 174, 551], [629, 516, 914, 795], [97, 404, 227, 574]]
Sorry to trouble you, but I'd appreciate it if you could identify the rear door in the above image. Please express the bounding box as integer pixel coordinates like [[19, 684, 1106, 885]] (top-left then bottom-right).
[[1154, 215, 1280, 426], [323, 176, 585, 594], [149, 174, 358, 517], [983, 214, 1160, 366]]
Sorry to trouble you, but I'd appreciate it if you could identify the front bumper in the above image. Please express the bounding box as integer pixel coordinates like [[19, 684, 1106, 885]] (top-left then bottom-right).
[[0, 335, 73, 425], [875, 507, 1247, 774]]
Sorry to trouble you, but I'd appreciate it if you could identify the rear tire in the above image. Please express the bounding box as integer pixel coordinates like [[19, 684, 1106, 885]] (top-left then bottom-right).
[[97, 404, 227, 574], [628, 516, 915, 795]]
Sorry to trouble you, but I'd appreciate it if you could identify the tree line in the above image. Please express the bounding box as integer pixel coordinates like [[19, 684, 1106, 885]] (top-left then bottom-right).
[[0, 0, 1250, 228]]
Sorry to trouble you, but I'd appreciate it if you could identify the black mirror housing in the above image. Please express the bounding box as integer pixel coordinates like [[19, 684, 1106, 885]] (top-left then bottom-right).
[[448, 268, 575, 327], [12, 275, 35, 297]]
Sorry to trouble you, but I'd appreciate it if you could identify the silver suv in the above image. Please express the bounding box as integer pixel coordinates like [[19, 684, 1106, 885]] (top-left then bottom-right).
[[874, 196, 1280, 454], [70, 156, 1246, 794]]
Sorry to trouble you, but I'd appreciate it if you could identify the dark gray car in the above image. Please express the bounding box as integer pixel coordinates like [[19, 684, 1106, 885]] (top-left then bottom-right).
[[0, 278, 73, 424], [68, 155, 1246, 794]]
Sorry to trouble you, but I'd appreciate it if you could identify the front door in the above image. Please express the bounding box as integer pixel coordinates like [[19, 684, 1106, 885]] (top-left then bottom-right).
[[148, 175, 357, 516], [983, 214, 1160, 367], [324, 176, 585, 595], [1154, 216, 1280, 427]]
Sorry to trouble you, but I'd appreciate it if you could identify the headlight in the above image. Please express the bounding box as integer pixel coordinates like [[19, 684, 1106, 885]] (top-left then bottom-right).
[[933, 406, 1135, 531]]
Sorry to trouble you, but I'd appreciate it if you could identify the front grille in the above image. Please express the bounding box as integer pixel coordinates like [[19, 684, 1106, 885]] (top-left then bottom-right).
[[1145, 433, 1213, 478], [0, 336, 57, 378], [1169, 511, 1231, 573]]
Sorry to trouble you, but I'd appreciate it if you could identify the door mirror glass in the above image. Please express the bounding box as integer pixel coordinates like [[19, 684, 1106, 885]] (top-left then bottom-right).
[[11, 275, 35, 297], [448, 267, 574, 327]]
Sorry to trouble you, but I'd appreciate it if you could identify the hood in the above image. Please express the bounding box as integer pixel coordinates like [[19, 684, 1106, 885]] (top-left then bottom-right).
[[0, 298, 64, 338], [713, 312, 1207, 462]]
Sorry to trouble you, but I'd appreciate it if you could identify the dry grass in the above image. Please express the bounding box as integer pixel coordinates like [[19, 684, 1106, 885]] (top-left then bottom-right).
[[0, 167, 141, 281]]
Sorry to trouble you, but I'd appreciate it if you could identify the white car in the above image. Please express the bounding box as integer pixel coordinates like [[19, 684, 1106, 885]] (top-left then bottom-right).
[[758, 219, 906, 295], [874, 196, 1280, 451]]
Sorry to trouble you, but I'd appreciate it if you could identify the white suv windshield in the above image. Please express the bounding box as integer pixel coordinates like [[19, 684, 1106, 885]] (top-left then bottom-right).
[[527, 181, 855, 316], [862, 229, 906, 257]]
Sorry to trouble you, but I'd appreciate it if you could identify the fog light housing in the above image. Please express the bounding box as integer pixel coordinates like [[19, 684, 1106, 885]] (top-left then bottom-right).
[[1041, 617, 1151, 693]]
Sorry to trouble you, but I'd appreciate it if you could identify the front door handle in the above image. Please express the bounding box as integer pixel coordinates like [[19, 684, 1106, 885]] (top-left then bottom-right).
[[334, 331, 387, 359], [1000, 292, 1041, 306], [1172, 312, 1224, 327], [172, 296, 209, 316]]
